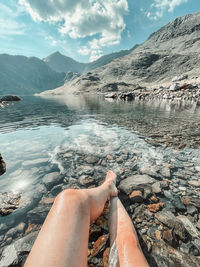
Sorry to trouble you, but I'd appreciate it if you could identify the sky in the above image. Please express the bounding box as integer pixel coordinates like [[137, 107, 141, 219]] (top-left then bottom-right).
[[0, 0, 200, 62]]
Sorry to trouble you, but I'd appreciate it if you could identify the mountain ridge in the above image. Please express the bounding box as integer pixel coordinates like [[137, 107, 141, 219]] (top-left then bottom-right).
[[40, 11, 200, 96], [43, 45, 138, 74], [0, 54, 65, 95]]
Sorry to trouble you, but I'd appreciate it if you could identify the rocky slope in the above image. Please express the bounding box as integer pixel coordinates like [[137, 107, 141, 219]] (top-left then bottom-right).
[[0, 54, 65, 95], [41, 11, 200, 96], [43, 47, 137, 75]]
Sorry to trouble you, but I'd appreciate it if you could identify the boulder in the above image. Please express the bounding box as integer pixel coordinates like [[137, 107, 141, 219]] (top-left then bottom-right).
[[42, 172, 62, 188], [118, 174, 156, 195], [0, 231, 39, 267], [169, 84, 180, 91], [155, 210, 176, 228], [0, 95, 21, 101], [176, 215, 199, 239], [152, 241, 200, 267], [0, 154, 6, 176]]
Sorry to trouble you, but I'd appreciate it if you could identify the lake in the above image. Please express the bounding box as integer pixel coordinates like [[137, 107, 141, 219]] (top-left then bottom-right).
[[0, 95, 200, 265]]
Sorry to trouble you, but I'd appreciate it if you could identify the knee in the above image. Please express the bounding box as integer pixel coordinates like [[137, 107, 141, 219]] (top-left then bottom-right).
[[55, 189, 89, 209]]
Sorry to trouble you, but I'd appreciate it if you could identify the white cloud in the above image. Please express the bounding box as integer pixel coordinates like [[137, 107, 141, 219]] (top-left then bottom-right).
[[44, 35, 58, 47], [147, 0, 188, 20], [19, 0, 128, 60], [0, 2, 26, 36], [78, 46, 90, 56]]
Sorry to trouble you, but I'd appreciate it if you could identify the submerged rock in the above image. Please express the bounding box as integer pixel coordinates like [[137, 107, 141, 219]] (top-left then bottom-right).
[[0, 192, 21, 216], [42, 172, 62, 188]]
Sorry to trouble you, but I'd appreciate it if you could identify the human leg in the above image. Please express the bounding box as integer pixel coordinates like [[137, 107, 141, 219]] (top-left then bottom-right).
[[109, 197, 149, 267], [24, 170, 117, 267]]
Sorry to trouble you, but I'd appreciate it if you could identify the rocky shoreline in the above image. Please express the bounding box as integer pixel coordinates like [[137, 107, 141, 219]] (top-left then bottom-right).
[[104, 79, 200, 104], [0, 144, 200, 266]]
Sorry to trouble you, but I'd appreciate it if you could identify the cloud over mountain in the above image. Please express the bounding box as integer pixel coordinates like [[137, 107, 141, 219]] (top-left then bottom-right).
[[147, 0, 188, 20], [19, 0, 128, 61]]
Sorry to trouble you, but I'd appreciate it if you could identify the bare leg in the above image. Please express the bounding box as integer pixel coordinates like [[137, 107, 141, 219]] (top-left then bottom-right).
[[109, 197, 149, 267], [24, 170, 117, 267]]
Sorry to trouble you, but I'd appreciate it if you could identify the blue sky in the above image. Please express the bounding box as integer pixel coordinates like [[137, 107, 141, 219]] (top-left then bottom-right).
[[0, 0, 200, 62]]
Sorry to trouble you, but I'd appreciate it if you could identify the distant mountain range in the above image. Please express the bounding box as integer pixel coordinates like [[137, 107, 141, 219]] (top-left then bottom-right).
[[0, 54, 65, 95], [42, 11, 200, 96], [43, 46, 137, 74], [0, 46, 136, 95]]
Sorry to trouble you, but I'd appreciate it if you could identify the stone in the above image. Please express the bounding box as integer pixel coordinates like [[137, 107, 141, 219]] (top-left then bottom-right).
[[196, 221, 200, 230], [139, 165, 160, 178], [176, 215, 199, 239], [172, 197, 187, 212], [84, 156, 99, 164], [27, 205, 50, 224], [79, 176, 95, 186], [25, 222, 41, 234], [118, 175, 156, 194], [181, 197, 200, 209], [16, 222, 26, 233], [0, 231, 39, 267], [42, 172, 62, 188], [160, 167, 171, 178], [148, 202, 164, 213], [90, 234, 108, 258], [51, 184, 63, 196], [103, 248, 109, 267], [162, 229, 174, 245], [129, 190, 143, 203], [40, 197, 55, 205], [155, 230, 162, 240], [188, 180, 200, 187], [106, 155, 113, 160], [174, 219, 190, 242], [169, 83, 180, 91], [0, 192, 21, 216], [155, 210, 176, 228], [150, 195, 159, 203], [77, 166, 94, 176], [179, 186, 186, 191], [0, 95, 21, 101], [0, 153, 6, 176], [187, 205, 198, 215], [152, 182, 162, 194], [152, 241, 200, 267]]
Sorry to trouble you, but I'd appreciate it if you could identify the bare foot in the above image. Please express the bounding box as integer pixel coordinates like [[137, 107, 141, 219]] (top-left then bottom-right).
[[105, 170, 118, 197]]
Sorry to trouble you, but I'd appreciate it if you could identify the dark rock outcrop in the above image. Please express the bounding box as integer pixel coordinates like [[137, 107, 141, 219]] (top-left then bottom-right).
[[0, 154, 6, 176]]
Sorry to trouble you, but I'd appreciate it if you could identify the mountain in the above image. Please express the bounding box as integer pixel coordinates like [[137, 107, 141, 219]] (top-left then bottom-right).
[[41, 11, 200, 96], [43, 51, 85, 74], [0, 54, 65, 95], [43, 46, 137, 74]]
